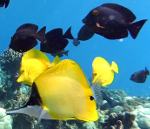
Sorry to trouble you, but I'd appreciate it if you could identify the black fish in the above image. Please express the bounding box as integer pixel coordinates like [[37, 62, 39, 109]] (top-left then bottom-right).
[[9, 23, 46, 53], [100, 91, 125, 110], [130, 67, 149, 83], [73, 25, 95, 46], [0, 0, 10, 8], [40, 27, 74, 56], [82, 3, 147, 40]]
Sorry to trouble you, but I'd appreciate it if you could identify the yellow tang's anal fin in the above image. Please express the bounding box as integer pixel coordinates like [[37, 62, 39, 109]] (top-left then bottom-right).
[[111, 61, 119, 73]]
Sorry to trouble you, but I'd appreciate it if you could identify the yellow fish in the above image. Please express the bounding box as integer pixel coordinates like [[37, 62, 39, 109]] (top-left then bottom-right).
[[8, 59, 101, 122], [92, 57, 119, 86], [17, 49, 61, 86]]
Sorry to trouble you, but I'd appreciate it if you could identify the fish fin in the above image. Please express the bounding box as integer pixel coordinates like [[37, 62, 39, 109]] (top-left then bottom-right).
[[16, 23, 38, 33], [63, 27, 74, 39], [6, 106, 51, 120], [102, 29, 128, 39], [111, 61, 119, 73], [37, 26, 46, 43], [145, 67, 149, 75], [64, 50, 69, 56], [50, 56, 61, 67], [91, 77, 103, 105], [128, 19, 147, 39], [78, 25, 95, 41], [96, 23, 105, 29], [92, 57, 110, 68], [37, 106, 49, 124], [101, 3, 136, 23], [22, 49, 51, 65], [5, 0, 10, 8]]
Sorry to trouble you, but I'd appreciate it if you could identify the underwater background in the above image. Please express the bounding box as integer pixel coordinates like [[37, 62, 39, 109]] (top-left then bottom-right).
[[0, 0, 150, 129], [0, 0, 149, 97]]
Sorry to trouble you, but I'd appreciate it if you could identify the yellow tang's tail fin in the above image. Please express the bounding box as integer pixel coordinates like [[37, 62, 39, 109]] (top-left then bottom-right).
[[111, 61, 119, 73]]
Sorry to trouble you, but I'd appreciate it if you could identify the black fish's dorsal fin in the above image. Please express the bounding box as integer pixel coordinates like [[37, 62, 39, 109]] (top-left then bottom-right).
[[63, 27, 74, 39], [16, 23, 38, 33], [23, 82, 42, 108], [101, 3, 136, 23], [145, 67, 149, 75]]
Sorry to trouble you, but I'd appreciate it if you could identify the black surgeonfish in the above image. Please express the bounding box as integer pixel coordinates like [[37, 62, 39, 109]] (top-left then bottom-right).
[[81, 3, 147, 40], [0, 0, 10, 8], [40, 27, 74, 57], [130, 67, 149, 83], [9, 23, 46, 53], [73, 25, 95, 46]]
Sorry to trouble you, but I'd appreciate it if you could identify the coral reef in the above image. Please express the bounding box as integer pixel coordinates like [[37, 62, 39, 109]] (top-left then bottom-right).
[[0, 107, 13, 129], [0, 49, 150, 128]]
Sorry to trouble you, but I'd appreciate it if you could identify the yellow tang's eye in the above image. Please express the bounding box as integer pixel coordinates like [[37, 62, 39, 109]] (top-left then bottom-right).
[[93, 10, 98, 16]]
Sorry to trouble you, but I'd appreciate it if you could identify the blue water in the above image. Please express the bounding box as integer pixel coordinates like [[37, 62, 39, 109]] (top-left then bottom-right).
[[0, 0, 150, 97]]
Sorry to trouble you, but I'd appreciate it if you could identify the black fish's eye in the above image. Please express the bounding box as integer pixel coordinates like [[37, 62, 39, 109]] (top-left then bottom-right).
[[90, 96, 94, 100], [93, 10, 98, 16]]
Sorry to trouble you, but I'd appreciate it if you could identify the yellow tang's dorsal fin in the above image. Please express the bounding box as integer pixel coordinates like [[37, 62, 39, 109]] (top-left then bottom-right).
[[22, 49, 51, 66], [92, 57, 110, 69], [50, 56, 61, 67], [38, 59, 90, 89], [111, 61, 119, 73]]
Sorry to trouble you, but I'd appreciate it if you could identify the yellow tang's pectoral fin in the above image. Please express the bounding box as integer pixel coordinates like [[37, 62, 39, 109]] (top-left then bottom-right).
[[34, 59, 98, 122]]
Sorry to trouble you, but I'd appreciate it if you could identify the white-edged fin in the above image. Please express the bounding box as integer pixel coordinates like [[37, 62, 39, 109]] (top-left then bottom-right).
[[6, 106, 51, 120], [90, 77, 102, 104], [38, 109, 49, 124]]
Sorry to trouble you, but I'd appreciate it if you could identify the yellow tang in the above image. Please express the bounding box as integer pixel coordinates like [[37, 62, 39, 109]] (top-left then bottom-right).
[[92, 57, 119, 86], [17, 49, 61, 86], [24, 59, 99, 122]]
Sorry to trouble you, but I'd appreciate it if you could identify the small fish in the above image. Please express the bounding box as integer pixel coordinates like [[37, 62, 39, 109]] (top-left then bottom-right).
[[82, 3, 147, 40], [92, 57, 119, 86], [130, 67, 149, 83], [7, 59, 102, 123], [100, 91, 125, 110], [40, 27, 74, 56], [17, 49, 60, 86], [0, 0, 10, 8], [9, 23, 46, 53]]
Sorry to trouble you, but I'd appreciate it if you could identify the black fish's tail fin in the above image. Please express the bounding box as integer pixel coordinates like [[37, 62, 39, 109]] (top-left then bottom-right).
[[145, 67, 149, 75], [5, 0, 10, 8], [64, 50, 69, 56], [63, 27, 74, 39], [128, 19, 147, 39], [37, 26, 46, 44]]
